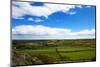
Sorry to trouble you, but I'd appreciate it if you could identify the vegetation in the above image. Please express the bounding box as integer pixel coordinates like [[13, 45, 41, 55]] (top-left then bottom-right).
[[12, 39, 96, 66]]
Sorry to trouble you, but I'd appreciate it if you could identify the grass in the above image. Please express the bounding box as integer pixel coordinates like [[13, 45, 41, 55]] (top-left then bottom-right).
[[12, 39, 96, 65], [15, 46, 96, 63], [60, 50, 96, 61]]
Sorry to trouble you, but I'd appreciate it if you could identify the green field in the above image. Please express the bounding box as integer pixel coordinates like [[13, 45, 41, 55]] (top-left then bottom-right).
[[12, 39, 96, 66]]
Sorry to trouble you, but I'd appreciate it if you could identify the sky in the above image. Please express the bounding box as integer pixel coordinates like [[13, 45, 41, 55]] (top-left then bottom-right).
[[12, 1, 96, 40]]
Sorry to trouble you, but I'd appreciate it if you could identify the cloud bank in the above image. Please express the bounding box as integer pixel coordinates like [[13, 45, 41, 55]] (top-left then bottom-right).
[[12, 25, 95, 40], [12, 1, 83, 19]]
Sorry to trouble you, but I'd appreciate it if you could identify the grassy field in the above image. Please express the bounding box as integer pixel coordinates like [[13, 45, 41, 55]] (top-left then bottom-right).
[[12, 39, 96, 66]]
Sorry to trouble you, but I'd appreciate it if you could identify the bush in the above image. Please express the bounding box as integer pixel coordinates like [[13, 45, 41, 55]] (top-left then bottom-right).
[[36, 54, 58, 64]]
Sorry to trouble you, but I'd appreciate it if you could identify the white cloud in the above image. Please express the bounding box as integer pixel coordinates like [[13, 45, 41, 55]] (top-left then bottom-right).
[[12, 1, 83, 19], [27, 17, 44, 22], [76, 5, 82, 8], [12, 25, 71, 35], [12, 25, 95, 40], [69, 29, 95, 36], [17, 0, 95, 6], [86, 6, 91, 8], [68, 12, 76, 15], [28, 17, 34, 21], [34, 18, 44, 22]]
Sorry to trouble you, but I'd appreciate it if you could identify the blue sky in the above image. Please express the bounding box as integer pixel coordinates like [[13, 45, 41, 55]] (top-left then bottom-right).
[[12, 1, 96, 40]]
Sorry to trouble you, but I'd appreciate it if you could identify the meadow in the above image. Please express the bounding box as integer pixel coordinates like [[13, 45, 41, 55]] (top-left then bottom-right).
[[12, 39, 96, 66]]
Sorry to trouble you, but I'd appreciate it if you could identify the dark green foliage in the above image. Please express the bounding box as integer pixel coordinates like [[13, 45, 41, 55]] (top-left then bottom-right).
[[35, 54, 58, 64], [13, 39, 96, 48]]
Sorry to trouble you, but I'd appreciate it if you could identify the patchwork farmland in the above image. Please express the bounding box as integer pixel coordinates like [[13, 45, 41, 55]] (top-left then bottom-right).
[[12, 39, 96, 66]]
